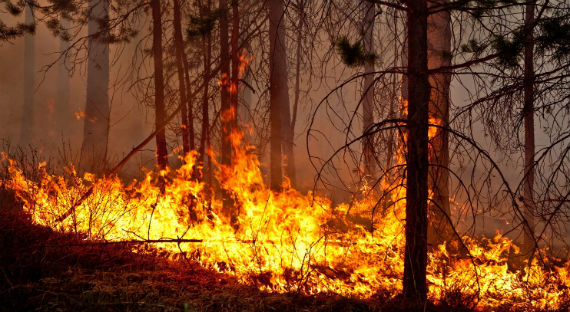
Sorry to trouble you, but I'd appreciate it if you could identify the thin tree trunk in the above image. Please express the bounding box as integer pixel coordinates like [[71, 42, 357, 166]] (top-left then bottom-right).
[[81, 0, 110, 174], [361, 0, 375, 177], [280, 37, 293, 188], [20, 2, 34, 146], [56, 14, 70, 136], [522, 0, 536, 256], [386, 10, 398, 170], [219, 0, 231, 167], [288, 0, 304, 188], [427, 0, 452, 247], [403, 0, 429, 303], [199, 2, 212, 169], [219, 0, 234, 214], [230, 0, 239, 133], [151, 0, 168, 170], [182, 39, 194, 152], [221, 0, 240, 221], [173, 0, 190, 155], [272, 0, 293, 189], [269, 0, 288, 191]]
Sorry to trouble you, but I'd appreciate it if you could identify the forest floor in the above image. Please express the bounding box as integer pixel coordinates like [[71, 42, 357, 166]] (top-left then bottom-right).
[[0, 188, 470, 312]]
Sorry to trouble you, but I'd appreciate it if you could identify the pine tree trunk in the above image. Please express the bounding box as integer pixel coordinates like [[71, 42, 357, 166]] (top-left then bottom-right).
[[427, 0, 452, 247], [20, 3, 35, 146], [56, 14, 70, 136], [361, 0, 375, 177], [522, 0, 536, 256], [403, 0, 429, 303], [219, 0, 235, 215], [199, 3, 212, 169], [386, 11, 398, 170], [182, 32, 194, 152], [230, 0, 239, 133], [280, 46, 293, 188], [81, 0, 110, 174], [173, 0, 190, 155], [269, 0, 293, 188], [150, 0, 168, 170], [288, 0, 304, 188], [219, 0, 231, 167], [268, 0, 287, 191]]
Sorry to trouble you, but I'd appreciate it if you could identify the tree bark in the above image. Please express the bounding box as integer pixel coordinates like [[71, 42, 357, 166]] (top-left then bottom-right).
[[230, 0, 239, 133], [361, 0, 375, 177], [219, 0, 231, 167], [56, 14, 70, 136], [81, 0, 110, 174], [219, 0, 235, 215], [181, 4, 195, 153], [288, 0, 304, 188], [150, 0, 168, 170], [386, 10, 398, 171], [271, 0, 293, 188], [199, 2, 212, 170], [522, 0, 536, 256], [427, 0, 452, 247], [280, 57, 294, 188], [403, 0, 430, 303], [269, 0, 288, 191], [20, 2, 35, 146], [173, 0, 190, 155]]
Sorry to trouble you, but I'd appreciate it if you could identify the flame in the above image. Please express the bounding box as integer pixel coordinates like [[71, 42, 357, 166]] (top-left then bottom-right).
[[75, 111, 86, 120], [1, 129, 569, 310]]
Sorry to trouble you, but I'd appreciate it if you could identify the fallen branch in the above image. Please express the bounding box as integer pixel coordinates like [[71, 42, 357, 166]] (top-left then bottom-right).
[[45, 237, 384, 248]]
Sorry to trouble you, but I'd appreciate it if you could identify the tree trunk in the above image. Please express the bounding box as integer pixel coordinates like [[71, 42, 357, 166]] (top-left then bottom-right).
[[271, 0, 293, 189], [288, 0, 304, 188], [219, 0, 235, 214], [56, 14, 70, 136], [81, 0, 110, 174], [199, 2, 212, 170], [361, 0, 375, 177], [150, 0, 168, 170], [522, 0, 536, 257], [427, 0, 452, 248], [280, 33, 293, 188], [182, 3, 195, 152], [173, 0, 190, 155], [269, 0, 288, 191], [403, 0, 429, 303], [219, 0, 231, 167], [386, 10, 398, 170], [20, 2, 34, 146], [184, 57, 195, 151], [230, 0, 239, 133]]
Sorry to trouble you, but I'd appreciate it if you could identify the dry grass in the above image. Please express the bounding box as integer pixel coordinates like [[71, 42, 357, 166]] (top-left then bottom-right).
[[1, 187, 565, 312]]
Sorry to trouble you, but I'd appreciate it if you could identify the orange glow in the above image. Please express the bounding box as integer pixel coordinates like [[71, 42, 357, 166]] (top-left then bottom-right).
[[75, 111, 86, 120], [1, 129, 569, 310]]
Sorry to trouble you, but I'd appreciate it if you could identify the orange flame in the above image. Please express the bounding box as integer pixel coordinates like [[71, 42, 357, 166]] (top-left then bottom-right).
[[1, 129, 569, 310]]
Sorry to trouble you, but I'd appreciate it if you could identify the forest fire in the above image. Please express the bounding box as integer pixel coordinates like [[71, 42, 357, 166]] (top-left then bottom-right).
[[2, 129, 569, 311], [1, 0, 570, 310]]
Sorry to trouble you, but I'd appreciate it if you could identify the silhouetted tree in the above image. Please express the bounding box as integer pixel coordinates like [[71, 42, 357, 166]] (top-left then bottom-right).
[[269, 0, 289, 191], [150, 0, 168, 170], [80, 0, 110, 173], [403, 0, 429, 303]]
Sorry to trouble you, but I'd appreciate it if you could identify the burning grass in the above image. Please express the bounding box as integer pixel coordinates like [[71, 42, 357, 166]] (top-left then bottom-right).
[[1, 135, 569, 311], [0, 198, 382, 312]]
